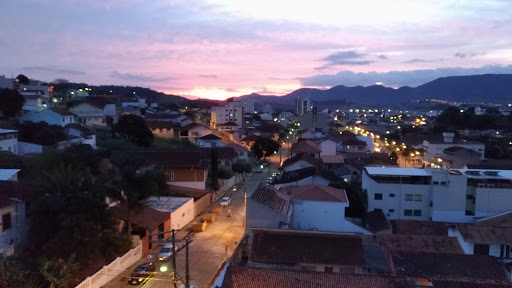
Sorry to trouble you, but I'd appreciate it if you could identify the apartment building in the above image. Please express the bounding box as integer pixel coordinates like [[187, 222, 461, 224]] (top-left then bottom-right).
[[210, 101, 244, 128], [423, 132, 485, 164], [363, 167, 512, 223]]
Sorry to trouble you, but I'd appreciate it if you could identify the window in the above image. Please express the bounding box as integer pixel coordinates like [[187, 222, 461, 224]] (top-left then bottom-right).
[[413, 210, 422, 216], [405, 194, 413, 201], [414, 194, 423, 201], [440, 181, 447, 185], [389, 193, 395, 198], [433, 181, 439, 185], [170, 171, 175, 181], [389, 209, 395, 213], [324, 266, 333, 273], [2, 213, 12, 232], [404, 209, 413, 216], [374, 193, 383, 200], [466, 195, 474, 200]]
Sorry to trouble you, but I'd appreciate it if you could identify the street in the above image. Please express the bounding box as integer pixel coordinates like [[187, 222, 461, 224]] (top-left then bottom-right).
[[103, 163, 275, 288]]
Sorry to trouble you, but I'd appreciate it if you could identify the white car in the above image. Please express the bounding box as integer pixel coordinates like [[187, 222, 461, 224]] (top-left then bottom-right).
[[158, 244, 174, 261], [220, 197, 231, 207]]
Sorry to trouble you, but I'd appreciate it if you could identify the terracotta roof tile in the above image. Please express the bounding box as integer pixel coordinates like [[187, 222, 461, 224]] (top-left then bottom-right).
[[221, 266, 412, 288], [282, 153, 323, 170], [432, 279, 512, 288], [455, 223, 512, 245], [279, 184, 348, 203], [250, 229, 365, 266], [290, 140, 321, 153], [109, 203, 169, 231], [476, 210, 512, 227], [377, 234, 463, 254], [393, 220, 450, 236]]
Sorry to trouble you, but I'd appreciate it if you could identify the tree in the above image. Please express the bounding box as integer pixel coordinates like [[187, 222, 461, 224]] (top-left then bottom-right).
[[40, 254, 79, 288], [112, 114, 154, 147], [232, 160, 252, 174], [16, 74, 29, 85], [329, 180, 367, 218], [250, 137, 281, 160], [17, 121, 66, 146], [0, 88, 25, 119]]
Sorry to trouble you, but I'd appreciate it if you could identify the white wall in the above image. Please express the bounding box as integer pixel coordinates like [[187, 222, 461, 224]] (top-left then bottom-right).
[[274, 176, 330, 189], [292, 200, 347, 232], [167, 181, 206, 190], [0, 132, 18, 155], [18, 141, 43, 155], [0, 202, 28, 257], [319, 140, 336, 156], [283, 160, 315, 172], [170, 199, 195, 230], [475, 187, 512, 218]]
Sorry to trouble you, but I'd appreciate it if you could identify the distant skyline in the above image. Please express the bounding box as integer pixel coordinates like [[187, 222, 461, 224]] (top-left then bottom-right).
[[1, 0, 512, 100]]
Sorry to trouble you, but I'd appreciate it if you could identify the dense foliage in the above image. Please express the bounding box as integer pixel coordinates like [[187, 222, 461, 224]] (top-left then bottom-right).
[[112, 114, 154, 147], [250, 137, 281, 160], [0, 88, 25, 119]]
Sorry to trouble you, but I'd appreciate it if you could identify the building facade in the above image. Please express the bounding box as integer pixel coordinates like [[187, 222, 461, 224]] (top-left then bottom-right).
[[210, 102, 244, 128], [0, 129, 18, 155]]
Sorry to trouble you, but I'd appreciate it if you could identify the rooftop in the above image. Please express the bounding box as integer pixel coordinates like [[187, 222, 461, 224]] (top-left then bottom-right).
[[393, 220, 450, 236], [455, 223, 512, 245], [0, 169, 20, 181], [279, 184, 348, 203], [198, 134, 222, 140], [450, 169, 512, 179], [0, 128, 17, 134], [290, 140, 321, 153], [250, 229, 365, 266], [476, 210, 512, 227], [377, 234, 463, 254], [365, 167, 432, 177], [249, 183, 291, 215], [145, 196, 192, 212], [109, 203, 169, 231], [221, 266, 412, 288], [49, 107, 75, 116]]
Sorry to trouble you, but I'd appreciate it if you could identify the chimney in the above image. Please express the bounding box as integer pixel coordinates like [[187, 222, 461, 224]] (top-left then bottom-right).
[[443, 132, 455, 143]]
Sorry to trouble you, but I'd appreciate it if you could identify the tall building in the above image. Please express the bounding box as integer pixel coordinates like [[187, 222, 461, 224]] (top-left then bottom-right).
[[363, 167, 512, 223], [210, 101, 244, 128], [296, 98, 312, 116]]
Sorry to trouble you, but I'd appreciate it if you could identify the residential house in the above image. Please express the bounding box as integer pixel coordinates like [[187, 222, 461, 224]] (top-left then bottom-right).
[[279, 184, 352, 233], [179, 123, 213, 143], [0, 129, 18, 155], [0, 181, 40, 257], [315, 139, 336, 156], [0, 169, 20, 181], [224, 129, 242, 143], [248, 229, 366, 274], [19, 107, 75, 127], [290, 140, 322, 159], [146, 121, 175, 139], [216, 121, 239, 132], [63, 123, 97, 149], [254, 123, 282, 141], [223, 143, 249, 161], [423, 132, 485, 165], [321, 154, 350, 181], [363, 167, 512, 223], [240, 134, 259, 150], [281, 153, 324, 173], [296, 128, 316, 140], [109, 204, 171, 255], [273, 166, 338, 189], [344, 153, 397, 182], [448, 223, 512, 259], [220, 266, 413, 288], [441, 146, 482, 169], [21, 94, 46, 112], [200, 147, 237, 168], [196, 134, 223, 148], [145, 196, 195, 231], [68, 97, 117, 126]]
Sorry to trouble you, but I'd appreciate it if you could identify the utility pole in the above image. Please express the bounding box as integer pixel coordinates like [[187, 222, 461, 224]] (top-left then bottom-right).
[[185, 237, 190, 288], [172, 229, 177, 288]]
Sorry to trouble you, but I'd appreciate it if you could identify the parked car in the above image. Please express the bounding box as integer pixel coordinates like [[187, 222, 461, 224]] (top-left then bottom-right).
[[158, 244, 174, 262], [128, 263, 156, 285], [266, 176, 274, 184], [220, 196, 231, 207]]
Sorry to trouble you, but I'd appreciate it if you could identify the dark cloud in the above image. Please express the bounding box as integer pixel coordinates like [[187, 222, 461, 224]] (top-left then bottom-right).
[[316, 50, 373, 70], [299, 65, 512, 88], [454, 51, 486, 58], [22, 66, 86, 75], [377, 55, 388, 60], [111, 71, 175, 82], [199, 74, 217, 78], [403, 58, 440, 64]]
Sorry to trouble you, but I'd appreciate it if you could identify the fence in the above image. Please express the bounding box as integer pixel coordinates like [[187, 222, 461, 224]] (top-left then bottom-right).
[[74, 244, 142, 288], [194, 192, 213, 216]]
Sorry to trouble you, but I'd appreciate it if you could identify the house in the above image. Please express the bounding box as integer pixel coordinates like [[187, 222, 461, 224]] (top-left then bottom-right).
[[448, 223, 512, 258], [146, 121, 175, 139], [223, 143, 249, 160], [0, 181, 40, 257], [289, 140, 322, 159], [246, 184, 292, 232], [109, 203, 171, 255], [377, 234, 464, 254], [423, 132, 485, 164], [296, 128, 316, 140], [63, 123, 97, 149], [279, 184, 349, 233], [281, 153, 324, 173], [220, 266, 413, 288], [145, 196, 195, 231], [199, 147, 237, 168], [0, 129, 18, 155], [273, 166, 337, 189], [0, 169, 20, 181], [179, 123, 213, 143], [344, 152, 397, 182], [441, 146, 482, 168], [315, 139, 336, 156], [19, 107, 75, 127], [240, 134, 259, 149], [21, 93, 46, 112], [248, 229, 366, 274], [113, 150, 209, 190], [216, 121, 239, 132], [363, 167, 512, 223], [321, 154, 350, 181], [68, 97, 117, 126], [196, 134, 223, 148]]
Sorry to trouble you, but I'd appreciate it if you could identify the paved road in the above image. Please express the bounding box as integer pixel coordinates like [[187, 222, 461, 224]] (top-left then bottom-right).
[[103, 164, 273, 288]]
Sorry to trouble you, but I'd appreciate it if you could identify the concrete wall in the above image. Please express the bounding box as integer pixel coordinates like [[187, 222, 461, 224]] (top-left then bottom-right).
[[170, 199, 195, 230], [194, 192, 213, 216], [475, 187, 512, 218], [319, 140, 336, 156], [18, 141, 43, 155], [0, 201, 28, 257], [246, 201, 288, 233], [0, 133, 18, 155], [292, 200, 347, 232]]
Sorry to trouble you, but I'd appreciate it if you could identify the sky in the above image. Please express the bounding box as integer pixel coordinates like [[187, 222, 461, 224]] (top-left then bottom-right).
[[1, 0, 512, 100]]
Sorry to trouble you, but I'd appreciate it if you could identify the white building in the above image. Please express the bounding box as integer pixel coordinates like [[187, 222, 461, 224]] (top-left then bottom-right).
[[296, 98, 313, 116], [0, 169, 20, 181], [210, 101, 244, 128], [19, 107, 75, 127], [145, 197, 195, 230], [363, 167, 512, 223], [68, 99, 117, 127], [0, 129, 18, 155], [423, 132, 485, 164]]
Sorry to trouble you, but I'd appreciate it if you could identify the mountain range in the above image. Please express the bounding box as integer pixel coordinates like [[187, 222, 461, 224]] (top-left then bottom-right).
[[236, 74, 512, 108]]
